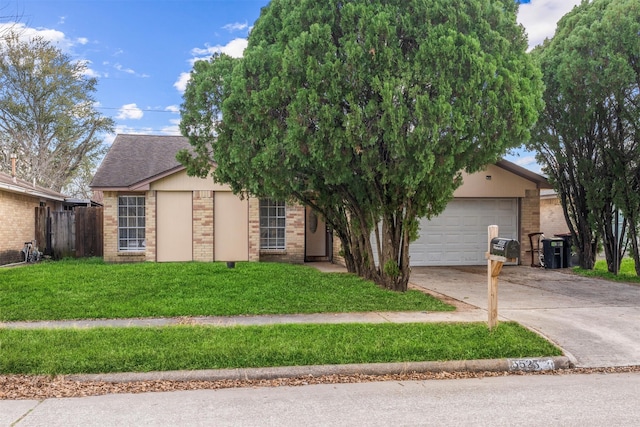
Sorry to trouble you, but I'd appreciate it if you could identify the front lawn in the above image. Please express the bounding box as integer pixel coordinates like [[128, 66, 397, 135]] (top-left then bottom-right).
[[0, 259, 452, 321], [0, 322, 562, 375], [574, 258, 639, 284]]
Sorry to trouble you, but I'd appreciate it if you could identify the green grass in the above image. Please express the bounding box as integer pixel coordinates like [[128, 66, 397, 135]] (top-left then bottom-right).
[[574, 258, 639, 284], [0, 322, 562, 375], [0, 259, 452, 321]]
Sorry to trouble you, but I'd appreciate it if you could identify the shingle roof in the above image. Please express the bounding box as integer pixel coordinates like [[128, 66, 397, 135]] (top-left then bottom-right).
[[0, 170, 68, 200], [90, 134, 192, 189]]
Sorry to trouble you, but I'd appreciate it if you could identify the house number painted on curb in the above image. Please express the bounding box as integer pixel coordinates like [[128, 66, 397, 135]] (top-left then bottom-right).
[[509, 358, 556, 372]]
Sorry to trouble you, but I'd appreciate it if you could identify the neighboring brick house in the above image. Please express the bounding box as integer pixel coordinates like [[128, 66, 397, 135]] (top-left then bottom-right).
[[0, 167, 67, 265], [91, 134, 549, 266], [540, 189, 571, 237]]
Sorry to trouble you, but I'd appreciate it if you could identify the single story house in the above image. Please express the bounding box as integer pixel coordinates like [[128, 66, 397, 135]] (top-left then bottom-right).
[[90, 134, 550, 266], [0, 165, 69, 265]]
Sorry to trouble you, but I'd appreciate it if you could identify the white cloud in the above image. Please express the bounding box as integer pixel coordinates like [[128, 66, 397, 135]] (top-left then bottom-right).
[[512, 155, 538, 167], [177, 38, 248, 92], [116, 104, 144, 120], [103, 132, 117, 146], [517, 0, 582, 49], [161, 118, 182, 136], [114, 124, 154, 135], [80, 64, 101, 78], [0, 23, 102, 76], [223, 22, 249, 32], [0, 22, 80, 52], [191, 37, 248, 60], [114, 63, 136, 74], [165, 105, 180, 113], [174, 72, 192, 93]]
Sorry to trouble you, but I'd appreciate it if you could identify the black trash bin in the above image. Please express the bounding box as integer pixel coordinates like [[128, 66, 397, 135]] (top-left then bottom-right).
[[542, 238, 564, 269], [554, 233, 573, 268]]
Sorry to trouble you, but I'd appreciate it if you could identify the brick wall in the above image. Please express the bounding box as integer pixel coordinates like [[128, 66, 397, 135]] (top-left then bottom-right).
[[541, 196, 570, 237], [0, 191, 38, 264], [145, 191, 156, 262], [102, 193, 307, 265], [102, 191, 147, 263], [248, 197, 260, 261], [520, 189, 541, 265], [252, 200, 305, 264], [193, 190, 214, 261]]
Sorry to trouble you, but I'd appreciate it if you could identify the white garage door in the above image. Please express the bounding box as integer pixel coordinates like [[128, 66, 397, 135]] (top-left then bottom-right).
[[410, 198, 518, 266]]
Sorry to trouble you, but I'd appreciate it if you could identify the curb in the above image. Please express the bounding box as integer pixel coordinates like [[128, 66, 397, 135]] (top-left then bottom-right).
[[67, 356, 573, 383]]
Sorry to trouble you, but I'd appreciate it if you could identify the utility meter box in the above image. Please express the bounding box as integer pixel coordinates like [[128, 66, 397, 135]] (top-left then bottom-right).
[[490, 238, 520, 259]]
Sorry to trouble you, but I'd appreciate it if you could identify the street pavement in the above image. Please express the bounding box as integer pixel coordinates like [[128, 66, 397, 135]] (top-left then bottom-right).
[[4, 372, 640, 426], [3, 263, 640, 426]]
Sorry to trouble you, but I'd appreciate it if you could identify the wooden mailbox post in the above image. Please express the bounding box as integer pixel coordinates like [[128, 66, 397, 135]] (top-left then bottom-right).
[[486, 225, 519, 330]]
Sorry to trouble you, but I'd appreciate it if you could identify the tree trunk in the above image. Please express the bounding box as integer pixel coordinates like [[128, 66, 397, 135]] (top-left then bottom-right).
[[624, 214, 640, 276], [600, 207, 625, 274], [575, 222, 596, 270], [372, 208, 413, 292]]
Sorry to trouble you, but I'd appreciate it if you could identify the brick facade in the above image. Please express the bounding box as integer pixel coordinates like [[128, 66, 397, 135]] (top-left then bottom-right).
[[540, 195, 570, 237], [248, 197, 261, 262], [520, 189, 541, 265], [102, 190, 306, 264], [0, 191, 39, 264], [193, 190, 214, 261], [102, 191, 147, 263], [252, 201, 305, 264], [145, 191, 157, 262]]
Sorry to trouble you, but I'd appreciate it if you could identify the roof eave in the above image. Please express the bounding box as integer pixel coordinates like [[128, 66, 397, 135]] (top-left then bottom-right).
[[0, 182, 67, 202], [496, 159, 553, 189], [91, 165, 188, 192]]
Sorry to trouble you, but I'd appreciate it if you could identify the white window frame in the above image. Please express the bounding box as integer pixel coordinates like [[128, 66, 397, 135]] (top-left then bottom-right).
[[260, 199, 286, 250], [118, 195, 146, 251]]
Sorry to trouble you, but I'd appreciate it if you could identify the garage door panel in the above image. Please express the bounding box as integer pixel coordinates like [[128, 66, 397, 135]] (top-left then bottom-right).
[[411, 198, 518, 266]]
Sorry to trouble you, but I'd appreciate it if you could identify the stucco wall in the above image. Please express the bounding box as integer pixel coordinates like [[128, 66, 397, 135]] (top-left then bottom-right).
[[454, 164, 537, 198]]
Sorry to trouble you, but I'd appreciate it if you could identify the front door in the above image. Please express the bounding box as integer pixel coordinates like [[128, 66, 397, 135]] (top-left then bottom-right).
[[305, 206, 328, 260]]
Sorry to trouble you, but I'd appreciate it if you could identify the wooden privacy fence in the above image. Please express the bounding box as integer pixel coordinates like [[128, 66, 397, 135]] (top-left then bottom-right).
[[35, 206, 103, 259]]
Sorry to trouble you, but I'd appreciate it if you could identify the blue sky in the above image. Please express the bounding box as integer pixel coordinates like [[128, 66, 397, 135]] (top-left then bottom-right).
[[1, 0, 582, 172]]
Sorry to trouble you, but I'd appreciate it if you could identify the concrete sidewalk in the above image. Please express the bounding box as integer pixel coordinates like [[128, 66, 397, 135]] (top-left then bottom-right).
[[0, 309, 486, 330]]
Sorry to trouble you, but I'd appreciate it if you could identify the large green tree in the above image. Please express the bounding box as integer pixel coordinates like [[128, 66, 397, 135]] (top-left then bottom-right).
[[180, 0, 542, 290], [0, 33, 114, 194], [529, 0, 640, 273]]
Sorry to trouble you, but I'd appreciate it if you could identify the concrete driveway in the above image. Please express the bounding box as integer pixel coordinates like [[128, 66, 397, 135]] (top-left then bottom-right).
[[410, 266, 640, 368]]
